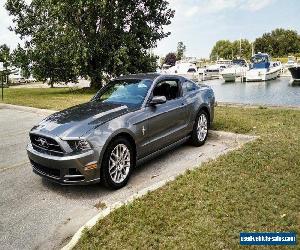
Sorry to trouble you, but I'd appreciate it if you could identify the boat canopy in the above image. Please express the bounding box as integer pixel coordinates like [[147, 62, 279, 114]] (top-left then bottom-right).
[[232, 59, 247, 66], [251, 53, 270, 69]]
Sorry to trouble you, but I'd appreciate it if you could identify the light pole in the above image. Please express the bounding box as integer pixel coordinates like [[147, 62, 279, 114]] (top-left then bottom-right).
[[1, 73, 4, 101], [0, 62, 4, 100], [0, 62, 10, 100]]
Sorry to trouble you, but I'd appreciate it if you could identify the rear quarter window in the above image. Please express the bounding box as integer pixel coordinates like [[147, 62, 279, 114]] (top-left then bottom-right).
[[182, 81, 198, 95]]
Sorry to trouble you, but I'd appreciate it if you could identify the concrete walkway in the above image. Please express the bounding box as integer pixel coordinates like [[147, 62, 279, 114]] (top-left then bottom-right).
[[0, 104, 256, 250]]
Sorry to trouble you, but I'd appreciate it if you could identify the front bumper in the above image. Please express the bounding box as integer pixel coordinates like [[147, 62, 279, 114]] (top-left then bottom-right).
[[27, 144, 101, 185]]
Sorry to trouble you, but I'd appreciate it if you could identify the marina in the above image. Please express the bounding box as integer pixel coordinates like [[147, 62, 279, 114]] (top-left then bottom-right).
[[204, 77, 300, 107], [160, 51, 300, 107]]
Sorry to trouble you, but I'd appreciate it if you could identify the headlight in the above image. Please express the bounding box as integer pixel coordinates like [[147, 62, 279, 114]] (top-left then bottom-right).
[[67, 139, 92, 152]]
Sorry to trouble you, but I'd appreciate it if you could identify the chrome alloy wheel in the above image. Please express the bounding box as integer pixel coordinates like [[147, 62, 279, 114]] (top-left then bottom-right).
[[197, 114, 208, 141], [109, 144, 131, 184]]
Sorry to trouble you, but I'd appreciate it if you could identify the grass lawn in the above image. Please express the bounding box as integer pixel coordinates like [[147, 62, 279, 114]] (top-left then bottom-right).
[[74, 107, 300, 250], [1, 87, 299, 249], [0, 87, 96, 110]]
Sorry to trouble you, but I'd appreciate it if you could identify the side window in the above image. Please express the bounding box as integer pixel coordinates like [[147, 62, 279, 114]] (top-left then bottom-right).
[[183, 81, 197, 94], [153, 79, 180, 101]]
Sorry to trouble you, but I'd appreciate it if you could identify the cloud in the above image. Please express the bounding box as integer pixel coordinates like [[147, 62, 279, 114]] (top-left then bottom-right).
[[183, 0, 275, 17], [185, 6, 200, 17], [243, 0, 275, 11]]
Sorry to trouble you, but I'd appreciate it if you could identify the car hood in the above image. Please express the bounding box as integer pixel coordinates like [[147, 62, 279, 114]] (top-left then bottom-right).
[[31, 102, 131, 138]]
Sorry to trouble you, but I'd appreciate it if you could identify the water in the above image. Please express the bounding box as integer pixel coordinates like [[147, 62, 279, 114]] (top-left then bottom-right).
[[204, 77, 300, 107]]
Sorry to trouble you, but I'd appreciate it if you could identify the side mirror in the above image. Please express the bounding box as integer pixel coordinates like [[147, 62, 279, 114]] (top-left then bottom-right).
[[149, 96, 167, 105]]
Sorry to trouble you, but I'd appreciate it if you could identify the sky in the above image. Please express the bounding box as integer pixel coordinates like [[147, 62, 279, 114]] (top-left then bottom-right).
[[1, 0, 300, 58]]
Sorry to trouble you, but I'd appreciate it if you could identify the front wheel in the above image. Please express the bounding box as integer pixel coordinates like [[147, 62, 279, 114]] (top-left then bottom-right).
[[101, 137, 133, 189], [190, 110, 209, 146]]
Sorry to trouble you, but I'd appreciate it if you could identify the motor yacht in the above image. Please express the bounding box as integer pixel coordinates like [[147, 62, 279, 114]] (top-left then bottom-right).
[[246, 53, 281, 81]]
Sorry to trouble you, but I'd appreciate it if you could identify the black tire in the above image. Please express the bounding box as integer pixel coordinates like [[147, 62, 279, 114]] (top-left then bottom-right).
[[101, 137, 134, 189], [190, 110, 209, 147]]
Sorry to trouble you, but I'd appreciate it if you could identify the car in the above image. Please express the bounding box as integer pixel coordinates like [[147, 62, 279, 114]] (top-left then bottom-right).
[[27, 73, 215, 189]]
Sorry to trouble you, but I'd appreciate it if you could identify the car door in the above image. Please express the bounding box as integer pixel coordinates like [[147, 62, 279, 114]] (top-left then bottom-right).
[[141, 77, 190, 155]]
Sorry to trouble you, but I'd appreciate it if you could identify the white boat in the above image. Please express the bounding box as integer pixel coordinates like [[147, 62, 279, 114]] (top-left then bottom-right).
[[216, 59, 232, 66], [221, 59, 248, 82], [166, 62, 197, 74], [165, 62, 198, 80], [246, 53, 281, 82], [285, 56, 297, 68], [206, 64, 222, 78], [198, 60, 231, 81], [198, 66, 219, 80]]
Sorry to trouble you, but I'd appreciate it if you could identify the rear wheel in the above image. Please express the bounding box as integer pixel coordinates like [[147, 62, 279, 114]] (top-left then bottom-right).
[[190, 110, 209, 146], [101, 137, 133, 189]]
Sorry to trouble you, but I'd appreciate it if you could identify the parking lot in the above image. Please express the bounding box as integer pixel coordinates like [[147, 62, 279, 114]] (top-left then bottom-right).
[[0, 104, 255, 250]]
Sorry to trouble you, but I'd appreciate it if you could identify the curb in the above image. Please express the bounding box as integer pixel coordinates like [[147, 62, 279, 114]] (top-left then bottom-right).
[[0, 103, 57, 115], [61, 131, 258, 250], [217, 102, 300, 109]]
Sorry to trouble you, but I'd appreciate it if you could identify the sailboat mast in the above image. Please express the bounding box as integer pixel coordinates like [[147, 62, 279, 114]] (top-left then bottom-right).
[[239, 38, 242, 58]]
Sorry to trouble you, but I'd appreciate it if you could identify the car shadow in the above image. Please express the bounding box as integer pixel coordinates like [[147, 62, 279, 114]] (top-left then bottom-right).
[[40, 134, 216, 200]]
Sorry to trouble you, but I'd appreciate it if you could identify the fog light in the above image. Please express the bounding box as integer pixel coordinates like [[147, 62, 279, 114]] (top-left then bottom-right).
[[84, 162, 98, 171]]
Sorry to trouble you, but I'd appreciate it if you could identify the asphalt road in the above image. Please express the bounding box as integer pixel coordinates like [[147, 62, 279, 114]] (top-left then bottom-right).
[[0, 104, 255, 250]]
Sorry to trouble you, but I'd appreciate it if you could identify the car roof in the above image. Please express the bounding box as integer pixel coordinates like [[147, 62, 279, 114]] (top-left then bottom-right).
[[115, 73, 161, 81]]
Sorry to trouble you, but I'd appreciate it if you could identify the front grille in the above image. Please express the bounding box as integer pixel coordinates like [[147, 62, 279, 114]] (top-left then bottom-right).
[[31, 160, 60, 179], [30, 134, 64, 156]]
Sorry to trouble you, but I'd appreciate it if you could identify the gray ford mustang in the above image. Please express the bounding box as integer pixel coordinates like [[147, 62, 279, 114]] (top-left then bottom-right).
[[27, 73, 215, 189]]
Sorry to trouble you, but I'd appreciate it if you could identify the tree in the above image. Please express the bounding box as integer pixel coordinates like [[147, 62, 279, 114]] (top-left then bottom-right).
[[176, 41, 186, 60], [10, 44, 31, 78], [231, 39, 252, 59], [210, 40, 232, 60], [164, 52, 177, 66], [6, 0, 174, 88], [159, 56, 165, 67], [210, 39, 252, 60], [254, 28, 300, 57], [0, 44, 10, 68]]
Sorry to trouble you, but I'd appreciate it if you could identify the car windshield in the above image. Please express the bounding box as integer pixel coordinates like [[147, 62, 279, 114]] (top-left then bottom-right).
[[93, 79, 153, 107]]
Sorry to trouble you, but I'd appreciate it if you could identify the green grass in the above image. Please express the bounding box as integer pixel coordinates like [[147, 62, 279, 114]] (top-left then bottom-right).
[[0, 87, 96, 110], [273, 57, 289, 63], [74, 107, 300, 250]]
